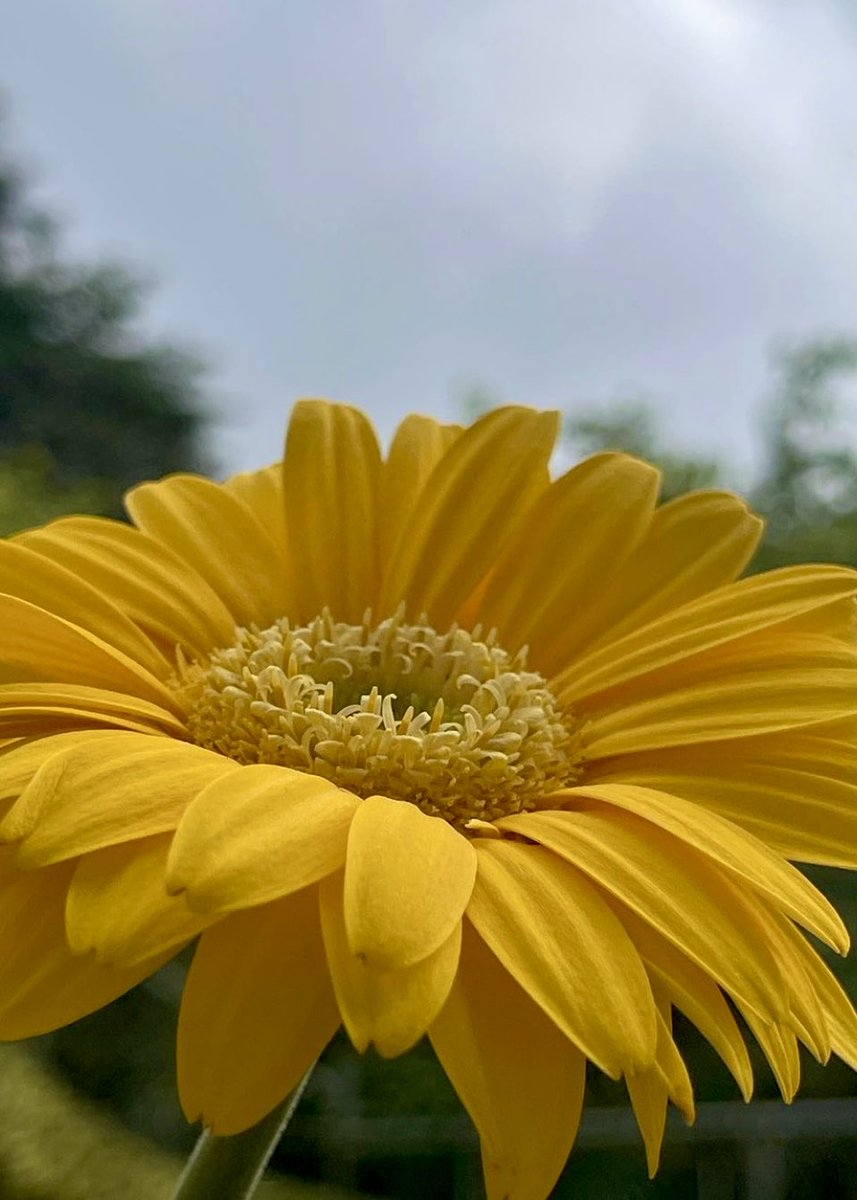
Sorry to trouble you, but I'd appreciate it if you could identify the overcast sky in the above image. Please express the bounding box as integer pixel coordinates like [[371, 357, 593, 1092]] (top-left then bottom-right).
[[4, 0, 857, 481]]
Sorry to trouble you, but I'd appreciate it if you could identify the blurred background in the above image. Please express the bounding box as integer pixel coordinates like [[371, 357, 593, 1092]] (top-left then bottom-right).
[[3, 1, 857, 1197]]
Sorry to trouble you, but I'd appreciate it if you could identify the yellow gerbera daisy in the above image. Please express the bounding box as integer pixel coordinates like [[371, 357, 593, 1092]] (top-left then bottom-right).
[[2, 400, 857, 1199]]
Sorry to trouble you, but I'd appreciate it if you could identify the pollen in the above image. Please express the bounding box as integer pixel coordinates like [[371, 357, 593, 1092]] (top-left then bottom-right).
[[178, 608, 579, 827]]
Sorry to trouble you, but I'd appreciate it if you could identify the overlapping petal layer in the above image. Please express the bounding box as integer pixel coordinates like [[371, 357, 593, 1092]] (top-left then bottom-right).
[[16, 516, 237, 656], [166, 764, 359, 912], [321, 870, 461, 1058], [430, 923, 587, 1200], [343, 795, 476, 970], [0, 859, 171, 1039], [178, 885, 340, 1134]]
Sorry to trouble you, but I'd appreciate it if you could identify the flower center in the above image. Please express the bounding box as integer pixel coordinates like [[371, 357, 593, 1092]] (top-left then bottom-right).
[[178, 609, 578, 828]]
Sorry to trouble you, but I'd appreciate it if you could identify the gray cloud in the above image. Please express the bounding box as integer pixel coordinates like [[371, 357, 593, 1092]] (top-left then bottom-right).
[[3, 0, 857, 480]]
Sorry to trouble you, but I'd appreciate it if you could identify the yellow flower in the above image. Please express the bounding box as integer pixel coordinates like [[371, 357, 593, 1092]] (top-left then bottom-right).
[[2, 400, 857, 1199]]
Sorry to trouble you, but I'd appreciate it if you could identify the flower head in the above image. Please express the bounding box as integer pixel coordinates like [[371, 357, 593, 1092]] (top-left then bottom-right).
[[3, 400, 857, 1198]]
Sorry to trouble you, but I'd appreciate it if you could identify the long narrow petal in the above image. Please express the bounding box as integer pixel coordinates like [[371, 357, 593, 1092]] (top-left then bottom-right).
[[559, 565, 857, 702], [0, 861, 168, 1039], [499, 810, 787, 1023], [627, 994, 695, 1178], [16, 517, 236, 657], [320, 871, 460, 1057], [750, 908, 832, 1063], [616, 907, 753, 1100], [166, 764, 358, 912], [0, 683, 187, 739], [0, 595, 182, 714], [0, 540, 169, 678], [430, 922, 586, 1200], [378, 407, 558, 626], [578, 661, 857, 759], [568, 623, 857, 732], [126, 474, 293, 629], [587, 741, 857, 867], [476, 453, 659, 674], [66, 834, 214, 967], [283, 400, 382, 622], [467, 838, 657, 1077], [344, 795, 476, 969], [738, 1009, 801, 1102], [178, 886, 340, 1135], [4, 735, 237, 865], [223, 462, 288, 558], [379, 415, 462, 567], [786, 933, 857, 1071], [573, 490, 763, 654], [561, 783, 848, 952]]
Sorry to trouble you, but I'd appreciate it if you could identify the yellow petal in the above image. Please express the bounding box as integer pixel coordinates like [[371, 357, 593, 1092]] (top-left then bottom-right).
[[178, 886, 340, 1134], [0, 595, 182, 714], [379, 414, 462, 567], [430, 922, 586, 1200], [66, 834, 214, 967], [4, 734, 237, 866], [0, 683, 187, 739], [166, 764, 358, 912], [751, 908, 831, 1063], [626, 1067, 667, 1179], [587, 740, 857, 868], [565, 783, 848, 953], [0, 861, 169, 1039], [467, 838, 657, 1077], [17, 516, 236, 657], [786, 932, 857, 1071], [126, 473, 292, 629], [378, 407, 558, 626], [0, 730, 117, 804], [574, 489, 763, 653], [558, 564, 857, 703], [578, 660, 857, 759], [650, 997, 696, 1128], [320, 870, 460, 1057], [499, 809, 787, 1024], [344, 795, 476, 969], [618, 907, 753, 1100], [738, 1009, 800, 1102], [0, 540, 169, 679], [627, 996, 695, 1178], [282, 400, 382, 622], [477, 453, 659, 675], [223, 461, 288, 557]]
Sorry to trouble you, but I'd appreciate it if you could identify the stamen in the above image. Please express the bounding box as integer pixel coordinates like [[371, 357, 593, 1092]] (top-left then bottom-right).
[[178, 608, 579, 828]]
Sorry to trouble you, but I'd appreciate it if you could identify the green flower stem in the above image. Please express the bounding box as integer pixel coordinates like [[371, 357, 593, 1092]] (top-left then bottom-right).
[[171, 1069, 314, 1200]]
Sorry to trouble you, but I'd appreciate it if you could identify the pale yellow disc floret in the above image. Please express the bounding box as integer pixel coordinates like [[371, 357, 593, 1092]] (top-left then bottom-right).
[[178, 608, 578, 828]]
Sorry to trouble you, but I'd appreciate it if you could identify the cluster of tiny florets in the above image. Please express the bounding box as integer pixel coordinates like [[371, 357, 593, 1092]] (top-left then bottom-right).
[[178, 608, 578, 827]]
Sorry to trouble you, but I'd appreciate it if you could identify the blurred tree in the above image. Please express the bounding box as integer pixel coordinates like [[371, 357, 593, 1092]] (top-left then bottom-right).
[[0, 123, 208, 530], [751, 336, 857, 570], [563, 402, 720, 502], [458, 383, 721, 502], [461, 336, 857, 572], [0, 444, 112, 536]]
